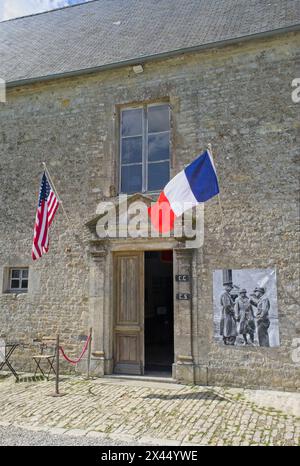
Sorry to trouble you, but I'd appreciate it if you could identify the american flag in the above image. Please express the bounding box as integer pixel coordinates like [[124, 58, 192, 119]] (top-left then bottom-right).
[[32, 172, 59, 260]]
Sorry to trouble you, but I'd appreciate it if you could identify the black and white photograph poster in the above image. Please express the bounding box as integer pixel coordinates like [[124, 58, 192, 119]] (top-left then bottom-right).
[[213, 269, 280, 347]]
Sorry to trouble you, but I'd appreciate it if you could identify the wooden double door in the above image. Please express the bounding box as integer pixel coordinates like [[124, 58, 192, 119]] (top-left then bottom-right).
[[113, 252, 145, 374]]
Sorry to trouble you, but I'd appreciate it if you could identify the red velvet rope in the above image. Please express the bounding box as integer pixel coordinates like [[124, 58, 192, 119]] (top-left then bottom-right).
[[59, 335, 91, 365]]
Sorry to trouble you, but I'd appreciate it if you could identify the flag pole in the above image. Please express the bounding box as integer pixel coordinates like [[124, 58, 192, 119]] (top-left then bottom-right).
[[42, 162, 76, 233], [207, 143, 225, 230]]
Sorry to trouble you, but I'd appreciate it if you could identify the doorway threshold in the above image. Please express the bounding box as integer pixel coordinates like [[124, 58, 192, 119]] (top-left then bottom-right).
[[104, 372, 175, 384]]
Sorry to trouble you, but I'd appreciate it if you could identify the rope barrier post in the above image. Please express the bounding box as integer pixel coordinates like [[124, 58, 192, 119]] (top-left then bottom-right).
[[48, 334, 65, 397], [87, 328, 92, 379], [55, 334, 60, 394]]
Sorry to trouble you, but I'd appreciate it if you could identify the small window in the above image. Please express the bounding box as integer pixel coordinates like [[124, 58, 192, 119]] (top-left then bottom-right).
[[120, 103, 170, 194], [9, 268, 29, 292]]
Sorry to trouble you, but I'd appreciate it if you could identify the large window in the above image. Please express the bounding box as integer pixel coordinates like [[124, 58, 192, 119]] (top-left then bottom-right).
[[120, 103, 170, 194]]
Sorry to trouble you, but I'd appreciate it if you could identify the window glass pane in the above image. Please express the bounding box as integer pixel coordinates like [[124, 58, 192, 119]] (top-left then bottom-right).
[[148, 133, 170, 162], [148, 105, 170, 133], [11, 280, 20, 289], [11, 269, 20, 279], [121, 164, 142, 194], [121, 109, 143, 136], [121, 136, 142, 164], [21, 280, 28, 289], [148, 162, 170, 191], [22, 269, 29, 279]]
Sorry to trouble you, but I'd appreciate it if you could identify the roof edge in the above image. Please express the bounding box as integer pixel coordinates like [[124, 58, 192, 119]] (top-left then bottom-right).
[[6, 23, 300, 89], [0, 0, 98, 24]]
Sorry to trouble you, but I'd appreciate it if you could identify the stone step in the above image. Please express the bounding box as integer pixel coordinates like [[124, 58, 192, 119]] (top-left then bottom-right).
[[99, 374, 185, 389], [106, 374, 175, 384]]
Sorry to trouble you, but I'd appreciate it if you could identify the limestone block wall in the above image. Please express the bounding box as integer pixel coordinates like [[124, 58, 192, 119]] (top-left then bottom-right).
[[0, 31, 299, 388]]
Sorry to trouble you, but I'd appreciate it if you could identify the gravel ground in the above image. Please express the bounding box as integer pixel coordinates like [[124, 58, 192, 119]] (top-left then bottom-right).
[[0, 425, 140, 446]]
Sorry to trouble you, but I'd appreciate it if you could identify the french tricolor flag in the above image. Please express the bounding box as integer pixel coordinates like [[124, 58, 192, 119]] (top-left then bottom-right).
[[148, 149, 219, 233]]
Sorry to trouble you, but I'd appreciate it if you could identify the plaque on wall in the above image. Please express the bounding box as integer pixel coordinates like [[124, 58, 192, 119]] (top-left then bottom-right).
[[176, 293, 191, 300], [213, 268, 280, 348], [175, 274, 190, 282]]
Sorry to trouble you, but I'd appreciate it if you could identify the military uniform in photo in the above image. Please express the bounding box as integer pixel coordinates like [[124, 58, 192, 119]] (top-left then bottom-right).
[[220, 285, 237, 345], [234, 289, 255, 344], [251, 287, 270, 347]]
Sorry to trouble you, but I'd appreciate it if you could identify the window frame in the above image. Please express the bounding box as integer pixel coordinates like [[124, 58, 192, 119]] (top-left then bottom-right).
[[119, 102, 171, 194], [8, 267, 29, 293]]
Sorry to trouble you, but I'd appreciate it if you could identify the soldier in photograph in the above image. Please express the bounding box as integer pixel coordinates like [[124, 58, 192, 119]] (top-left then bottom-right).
[[250, 287, 270, 347], [234, 289, 255, 345], [220, 283, 237, 345]]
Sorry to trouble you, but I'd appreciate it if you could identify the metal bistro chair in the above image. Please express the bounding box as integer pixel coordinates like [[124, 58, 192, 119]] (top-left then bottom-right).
[[0, 339, 21, 381], [32, 337, 56, 380]]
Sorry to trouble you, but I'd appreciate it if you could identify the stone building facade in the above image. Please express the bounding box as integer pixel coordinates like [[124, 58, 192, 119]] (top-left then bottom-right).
[[0, 1, 299, 391]]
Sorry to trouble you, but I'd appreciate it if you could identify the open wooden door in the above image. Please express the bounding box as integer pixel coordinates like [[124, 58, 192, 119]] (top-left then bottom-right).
[[113, 252, 144, 375]]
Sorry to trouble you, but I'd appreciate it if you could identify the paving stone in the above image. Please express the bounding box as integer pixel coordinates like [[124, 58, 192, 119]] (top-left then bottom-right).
[[181, 441, 200, 446], [109, 433, 138, 443], [139, 437, 181, 446], [48, 427, 67, 435], [86, 431, 108, 439], [0, 421, 10, 427]]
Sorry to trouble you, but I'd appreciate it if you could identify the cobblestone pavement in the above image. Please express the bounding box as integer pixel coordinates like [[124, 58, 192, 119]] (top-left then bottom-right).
[[0, 374, 299, 446]]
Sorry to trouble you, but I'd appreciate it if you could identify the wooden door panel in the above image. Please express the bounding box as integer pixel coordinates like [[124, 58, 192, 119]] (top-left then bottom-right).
[[113, 252, 144, 375], [117, 256, 139, 324], [114, 333, 142, 374]]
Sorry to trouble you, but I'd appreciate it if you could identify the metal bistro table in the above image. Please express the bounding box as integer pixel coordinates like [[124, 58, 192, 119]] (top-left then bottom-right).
[[0, 341, 23, 381]]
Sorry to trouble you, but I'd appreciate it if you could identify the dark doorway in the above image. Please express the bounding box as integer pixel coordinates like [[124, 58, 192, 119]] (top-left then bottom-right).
[[144, 251, 174, 373]]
